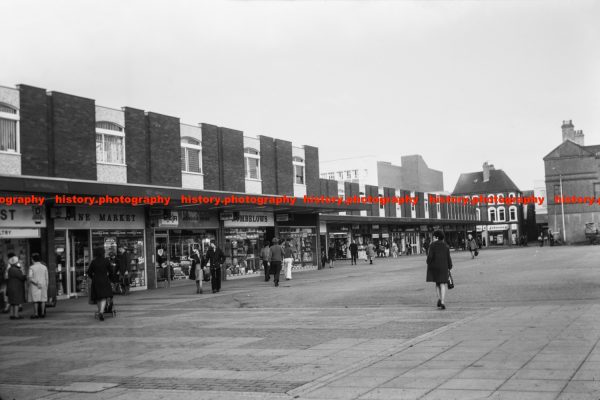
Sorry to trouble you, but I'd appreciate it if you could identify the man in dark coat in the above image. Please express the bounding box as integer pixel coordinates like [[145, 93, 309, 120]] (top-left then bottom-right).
[[117, 246, 131, 295], [269, 238, 284, 287], [349, 240, 358, 265], [205, 242, 226, 293], [426, 230, 453, 310]]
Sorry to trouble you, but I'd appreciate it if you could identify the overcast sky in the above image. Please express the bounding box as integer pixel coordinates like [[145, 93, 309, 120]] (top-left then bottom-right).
[[3, 0, 599, 192]]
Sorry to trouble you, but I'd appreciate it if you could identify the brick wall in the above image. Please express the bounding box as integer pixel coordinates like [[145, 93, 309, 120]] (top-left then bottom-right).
[[200, 124, 220, 190], [147, 112, 181, 187], [416, 191, 425, 218], [259, 135, 277, 194], [124, 107, 149, 184], [365, 185, 379, 216], [275, 139, 293, 196], [220, 127, 244, 192], [304, 145, 320, 196], [384, 187, 396, 217], [18, 85, 49, 176], [50, 92, 96, 180]]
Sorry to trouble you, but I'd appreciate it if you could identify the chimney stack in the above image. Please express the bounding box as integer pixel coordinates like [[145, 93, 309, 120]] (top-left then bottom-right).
[[562, 120, 585, 145], [482, 161, 494, 182]]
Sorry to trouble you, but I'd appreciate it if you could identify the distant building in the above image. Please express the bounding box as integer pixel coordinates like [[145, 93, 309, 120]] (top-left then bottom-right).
[[452, 162, 523, 246], [320, 154, 444, 192], [543, 120, 600, 243]]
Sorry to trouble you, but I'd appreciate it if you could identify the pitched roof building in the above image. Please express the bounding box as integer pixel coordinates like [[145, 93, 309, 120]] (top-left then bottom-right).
[[452, 162, 523, 246], [543, 120, 600, 243]]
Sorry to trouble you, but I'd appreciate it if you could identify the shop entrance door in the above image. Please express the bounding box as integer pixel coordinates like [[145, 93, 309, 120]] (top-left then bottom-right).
[[67, 230, 91, 298], [155, 234, 170, 286]]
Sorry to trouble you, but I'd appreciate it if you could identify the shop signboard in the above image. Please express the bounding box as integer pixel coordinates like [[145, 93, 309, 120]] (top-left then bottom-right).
[[476, 225, 484, 232], [220, 212, 234, 221], [0, 228, 40, 238], [275, 214, 290, 222], [372, 225, 379, 230], [223, 212, 274, 228], [54, 207, 145, 229], [179, 211, 219, 229], [510, 223, 518, 230], [0, 205, 46, 228], [381, 233, 390, 238], [320, 222, 327, 234], [158, 211, 179, 227], [488, 224, 509, 231]]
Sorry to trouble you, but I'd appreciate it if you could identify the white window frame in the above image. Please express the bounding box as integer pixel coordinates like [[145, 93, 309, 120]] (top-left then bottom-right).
[[497, 206, 506, 222], [509, 205, 517, 221], [488, 207, 496, 222], [0, 103, 20, 154], [436, 195, 441, 219], [476, 208, 481, 221], [181, 137, 203, 174], [293, 156, 305, 185], [424, 196, 429, 219], [96, 121, 125, 165], [244, 147, 261, 180]]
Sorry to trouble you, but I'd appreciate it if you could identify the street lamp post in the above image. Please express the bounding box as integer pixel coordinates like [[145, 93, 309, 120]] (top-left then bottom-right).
[[551, 166, 567, 243], [559, 174, 566, 243]]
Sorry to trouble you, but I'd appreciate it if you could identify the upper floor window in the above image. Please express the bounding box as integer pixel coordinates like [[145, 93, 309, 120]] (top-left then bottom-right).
[[476, 208, 481, 221], [595, 183, 600, 198], [328, 172, 335, 180], [353, 169, 359, 178], [346, 170, 352, 179], [436, 195, 441, 217], [96, 121, 125, 164], [181, 137, 202, 173], [509, 206, 517, 221], [497, 206, 506, 222], [293, 156, 305, 185], [0, 103, 19, 153], [244, 147, 260, 179], [488, 208, 496, 222]]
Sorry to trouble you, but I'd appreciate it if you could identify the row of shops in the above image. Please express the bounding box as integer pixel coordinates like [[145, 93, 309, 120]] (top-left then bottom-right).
[[2, 202, 521, 301], [322, 219, 522, 260], [1, 204, 319, 300]]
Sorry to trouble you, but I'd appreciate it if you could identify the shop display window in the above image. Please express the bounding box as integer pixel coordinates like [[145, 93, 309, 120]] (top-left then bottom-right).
[[92, 230, 146, 288], [224, 228, 265, 275], [155, 230, 216, 280], [278, 227, 317, 267]]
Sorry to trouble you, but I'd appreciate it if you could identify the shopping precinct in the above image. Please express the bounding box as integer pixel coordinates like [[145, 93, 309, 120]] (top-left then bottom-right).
[[0, 82, 481, 304]]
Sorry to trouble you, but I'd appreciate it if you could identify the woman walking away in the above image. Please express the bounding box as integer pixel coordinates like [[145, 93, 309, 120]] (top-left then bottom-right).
[[28, 253, 48, 319], [426, 230, 453, 310], [6, 253, 26, 320], [87, 248, 114, 321], [467, 234, 478, 259]]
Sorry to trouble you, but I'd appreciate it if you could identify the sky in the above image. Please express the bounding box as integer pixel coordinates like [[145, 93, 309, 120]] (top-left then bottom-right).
[[2, 0, 599, 192]]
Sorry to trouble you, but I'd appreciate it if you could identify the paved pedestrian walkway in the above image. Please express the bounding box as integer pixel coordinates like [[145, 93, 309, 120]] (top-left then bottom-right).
[[1, 247, 599, 400]]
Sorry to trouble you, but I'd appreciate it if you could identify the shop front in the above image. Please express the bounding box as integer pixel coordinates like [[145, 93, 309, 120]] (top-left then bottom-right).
[[485, 224, 518, 246], [152, 210, 219, 283], [0, 204, 46, 285], [223, 211, 275, 276], [275, 213, 318, 267], [326, 224, 352, 259], [53, 207, 147, 297]]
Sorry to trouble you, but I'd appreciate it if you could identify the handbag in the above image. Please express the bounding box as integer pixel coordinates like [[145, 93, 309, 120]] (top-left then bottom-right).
[[474, 249, 479, 257], [447, 271, 454, 290]]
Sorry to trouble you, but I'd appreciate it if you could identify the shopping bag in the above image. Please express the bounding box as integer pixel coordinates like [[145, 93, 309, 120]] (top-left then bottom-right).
[[448, 271, 454, 290]]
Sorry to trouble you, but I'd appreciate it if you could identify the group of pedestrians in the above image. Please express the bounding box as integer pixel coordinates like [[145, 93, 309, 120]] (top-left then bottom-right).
[[188, 242, 226, 294], [1, 252, 49, 320], [261, 238, 295, 286]]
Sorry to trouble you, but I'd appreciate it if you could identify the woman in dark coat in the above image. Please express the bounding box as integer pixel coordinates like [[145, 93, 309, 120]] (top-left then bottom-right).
[[86, 248, 114, 321], [6, 253, 26, 320], [426, 230, 453, 310]]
